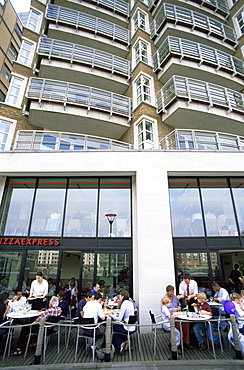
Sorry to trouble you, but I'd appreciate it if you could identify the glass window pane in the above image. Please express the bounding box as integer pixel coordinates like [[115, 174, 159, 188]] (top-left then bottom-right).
[[98, 178, 131, 237], [201, 187, 238, 236], [81, 253, 94, 292], [0, 178, 36, 235], [169, 187, 204, 236], [25, 250, 59, 295], [64, 179, 98, 237], [176, 252, 211, 296], [231, 178, 244, 236], [30, 178, 66, 236], [96, 253, 130, 297], [210, 252, 220, 283], [0, 251, 23, 294]]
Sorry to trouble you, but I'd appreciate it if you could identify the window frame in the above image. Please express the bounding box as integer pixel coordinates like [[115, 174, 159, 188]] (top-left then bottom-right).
[[17, 38, 36, 67], [132, 8, 148, 35], [0, 116, 17, 151], [25, 7, 42, 33], [134, 115, 158, 149], [133, 72, 154, 108], [133, 38, 150, 68], [233, 6, 244, 38], [5, 73, 28, 108]]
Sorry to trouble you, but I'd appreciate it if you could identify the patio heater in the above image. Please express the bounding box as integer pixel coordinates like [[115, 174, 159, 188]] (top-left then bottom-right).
[[105, 213, 117, 237]]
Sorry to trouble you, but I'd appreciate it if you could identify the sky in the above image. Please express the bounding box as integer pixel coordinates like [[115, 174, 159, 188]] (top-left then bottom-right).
[[10, 0, 30, 13]]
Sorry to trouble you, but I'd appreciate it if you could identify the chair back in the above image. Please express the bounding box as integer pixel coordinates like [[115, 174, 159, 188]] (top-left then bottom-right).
[[149, 310, 156, 324], [211, 306, 221, 317], [79, 317, 95, 326], [128, 315, 137, 324], [47, 315, 61, 324]]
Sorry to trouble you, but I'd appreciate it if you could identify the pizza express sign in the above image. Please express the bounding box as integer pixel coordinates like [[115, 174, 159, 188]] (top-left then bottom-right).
[[0, 238, 60, 246]]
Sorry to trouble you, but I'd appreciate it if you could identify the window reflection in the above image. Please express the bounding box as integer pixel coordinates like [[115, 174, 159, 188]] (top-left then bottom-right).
[[231, 179, 244, 236], [0, 252, 23, 294]]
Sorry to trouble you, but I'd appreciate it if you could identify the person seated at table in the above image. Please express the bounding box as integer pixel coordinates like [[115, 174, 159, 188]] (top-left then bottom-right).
[[115, 288, 136, 311], [11, 296, 61, 356], [212, 282, 229, 330], [9, 290, 27, 313], [177, 273, 198, 312], [163, 285, 194, 349], [75, 292, 94, 318], [57, 291, 69, 317], [192, 292, 220, 351], [63, 284, 71, 305], [230, 293, 244, 334], [90, 283, 100, 295], [161, 297, 181, 354], [0, 292, 10, 355], [110, 289, 135, 354], [83, 293, 105, 350]]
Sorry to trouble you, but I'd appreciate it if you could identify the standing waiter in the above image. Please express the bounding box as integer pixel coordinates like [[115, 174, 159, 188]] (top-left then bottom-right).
[[28, 272, 48, 310]]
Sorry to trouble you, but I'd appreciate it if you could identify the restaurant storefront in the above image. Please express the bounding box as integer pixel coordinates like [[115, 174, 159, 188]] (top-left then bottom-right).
[[169, 177, 244, 295], [0, 176, 132, 298]]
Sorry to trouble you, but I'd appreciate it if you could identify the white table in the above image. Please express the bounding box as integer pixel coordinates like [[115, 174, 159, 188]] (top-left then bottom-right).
[[7, 310, 40, 319], [208, 301, 222, 307], [176, 312, 212, 321]]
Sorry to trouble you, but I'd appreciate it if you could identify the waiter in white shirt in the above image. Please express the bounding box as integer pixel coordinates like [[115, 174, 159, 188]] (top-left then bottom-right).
[[28, 272, 48, 310], [177, 272, 198, 311]]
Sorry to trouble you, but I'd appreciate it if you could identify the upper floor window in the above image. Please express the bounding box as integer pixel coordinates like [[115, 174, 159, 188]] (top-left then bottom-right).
[[135, 75, 151, 105], [1, 63, 11, 81], [0, 90, 5, 102], [17, 39, 35, 67], [134, 39, 149, 65], [133, 9, 147, 32], [137, 119, 155, 149], [5, 75, 27, 107], [8, 42, 18, 60], [23, 8, 42, 33], [14, 24, 22, 41], [0, 117, 16, 151], [37, 0, 47, 3], [237, 9, 244, 35]]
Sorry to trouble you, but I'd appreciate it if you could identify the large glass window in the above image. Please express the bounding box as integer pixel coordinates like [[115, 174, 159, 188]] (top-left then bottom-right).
[[230, 178, 244, 236], [30, 178, 66, 236], [169, 178, 204, 237], [63, 179, 98, 237], [200, 178, 238, 236], [0, 251, 23, 294], [98, 178, 131, 237], [96, 253, 130, 296], [0, 178, 36, 236], [237, 8, 244, 35], [134, 10, 146, 32], [25, 250, 59, 295]]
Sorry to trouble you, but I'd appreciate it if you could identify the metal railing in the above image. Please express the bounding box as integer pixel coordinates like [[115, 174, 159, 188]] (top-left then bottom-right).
[[68, 0, 130, 18], [38, 37, 131, 79], [160, 129, 244, 151], [148, 0, 229, 17], [150, 3, 237, 46], [153, 36, 244, 79], [14, 130, 134, 151], [46, 4, 131, 46], [26, 78, 132, 120], [156, 75, 244, 113]]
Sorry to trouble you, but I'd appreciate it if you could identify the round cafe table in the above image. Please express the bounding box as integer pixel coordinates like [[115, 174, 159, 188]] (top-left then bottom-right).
[[7, 310, 40, 319]]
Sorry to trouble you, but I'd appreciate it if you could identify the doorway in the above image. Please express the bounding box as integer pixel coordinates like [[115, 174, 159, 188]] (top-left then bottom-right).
[[219, 250, 244, 293]]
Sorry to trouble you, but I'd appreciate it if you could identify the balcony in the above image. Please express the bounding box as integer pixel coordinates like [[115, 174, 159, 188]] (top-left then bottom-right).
[[153, 36, 244, 90], [37, 37, 130, 94], [46, 4, 131, 48], [150, 3, 237, 49], [26, 78, 132, 139], [148, 0, 229, 18], [14, 130, 133, 151], [160, 129, 244, 151], [156, 75, 244, 135]]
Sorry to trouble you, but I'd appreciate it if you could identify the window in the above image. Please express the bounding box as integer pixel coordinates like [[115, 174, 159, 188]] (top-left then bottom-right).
[[134, 39, 149, 65], [5, 75, 27, 107], [8, 42, 18, 60], [0, 118, 13, 150], [17, 39, 35, 66], [137, 119, 154, 149], [135, 75, 151, 105], [14, 24, 22, 41], [0, 90, 5, 102], [24, 8, 42, 33], [237, 9, 244, 35], [1, 63, 11, 81], [133, 9, 147, 32]]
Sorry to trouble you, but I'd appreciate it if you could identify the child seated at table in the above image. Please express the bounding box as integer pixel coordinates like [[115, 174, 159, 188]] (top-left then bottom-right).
[[161, 297, 181, 354], [192, 292, 220, 351]]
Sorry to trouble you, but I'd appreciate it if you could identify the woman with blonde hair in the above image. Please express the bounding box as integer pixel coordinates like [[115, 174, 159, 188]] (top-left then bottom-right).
[[192, 292, 220, 350]]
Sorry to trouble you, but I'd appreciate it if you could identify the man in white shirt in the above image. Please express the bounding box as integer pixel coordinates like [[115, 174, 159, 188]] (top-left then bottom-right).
[[212, 282, 229, 330], [83, 293, 105, 349], [177, 273, 198, 311], [9, 291, 27, 313]]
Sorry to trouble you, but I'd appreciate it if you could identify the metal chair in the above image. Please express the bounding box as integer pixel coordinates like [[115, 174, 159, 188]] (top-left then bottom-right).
[[74, 317, 101, 362], [149, 310, 169, 358], [211, 306, 223, 352], [1, 320, 13, 360], [43, 316, 61, 362]]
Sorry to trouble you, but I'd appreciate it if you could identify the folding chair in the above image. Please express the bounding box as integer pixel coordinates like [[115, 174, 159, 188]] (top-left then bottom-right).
[[149, 310, 169, 358]]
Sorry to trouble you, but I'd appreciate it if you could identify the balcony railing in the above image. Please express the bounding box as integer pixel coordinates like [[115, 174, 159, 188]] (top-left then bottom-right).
[[27, 78, 132, 120], [156, 75, 244, 113], [46, 4, 131, 46], [14, 130, 133, 151], [69, 0, 130, 18], [38, 37, 131, 79], [160, 129, 244, 151], [150, 3, 237, 46], [148, 0, 229, 18], [153, 36, 244, 79]]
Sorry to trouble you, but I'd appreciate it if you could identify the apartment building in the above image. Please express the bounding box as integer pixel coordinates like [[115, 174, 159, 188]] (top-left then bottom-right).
[[0, 0, 243, 327]]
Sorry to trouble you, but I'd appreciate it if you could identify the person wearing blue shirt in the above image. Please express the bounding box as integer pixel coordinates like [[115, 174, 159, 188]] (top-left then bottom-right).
[[90, 283, 100, 295]]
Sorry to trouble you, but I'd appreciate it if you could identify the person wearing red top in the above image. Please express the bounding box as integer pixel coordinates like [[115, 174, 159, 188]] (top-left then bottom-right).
[[192, 292, 220, 351]]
